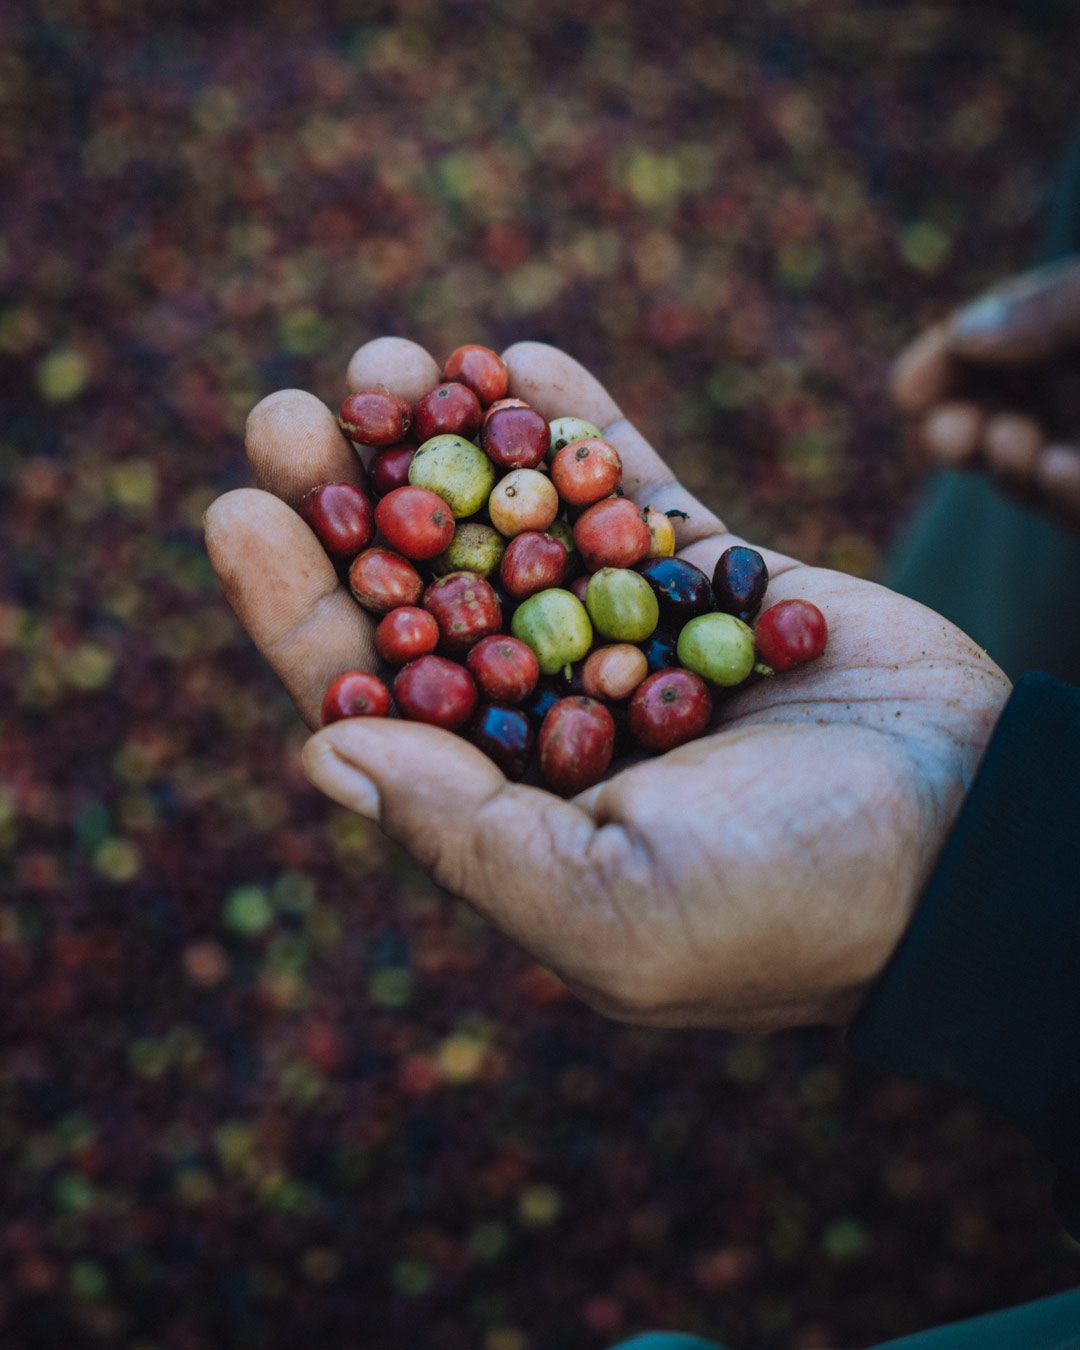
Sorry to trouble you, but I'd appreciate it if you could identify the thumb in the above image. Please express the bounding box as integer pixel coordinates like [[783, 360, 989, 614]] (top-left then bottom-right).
[[948, 254, 1080, 364], [301, 718, 630, 995]]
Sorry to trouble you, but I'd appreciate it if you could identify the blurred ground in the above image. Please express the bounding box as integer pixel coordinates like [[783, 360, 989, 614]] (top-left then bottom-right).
[[2, 2, 1079, 1348]]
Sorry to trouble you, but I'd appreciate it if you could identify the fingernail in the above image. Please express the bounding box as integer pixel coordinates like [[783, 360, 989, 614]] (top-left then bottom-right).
[[305, 743, 381, 820], [952, 294, 1009, 338]]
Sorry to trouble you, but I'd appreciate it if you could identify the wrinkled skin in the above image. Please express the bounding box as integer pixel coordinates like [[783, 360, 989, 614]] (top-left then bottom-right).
[[205, 338, 1011, 1034]]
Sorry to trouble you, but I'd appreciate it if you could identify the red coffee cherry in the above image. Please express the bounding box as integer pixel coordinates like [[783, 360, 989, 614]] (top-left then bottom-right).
[[442, 344, 509, 406], [349, 547, 424, 614], [573, 497, 651, 571], [481, 402, 549, 470], [538, 696, 615, 796], [369, 443, 415, 496], [338, 387, 412, 445], [754, 599, 828, 672], [374, 606, 440, 666], [628, 669, 713, 751], [374, 485, 455, 560], [466, 635, 540, 703], [321, 671, 391, 725], [298, 482, 375, 562], [394, 655, 478, 729], [499, 531, 567, 600], [423, 572, 502, 651], [414, 382, 483, 441], [550, 438, 622, 506]]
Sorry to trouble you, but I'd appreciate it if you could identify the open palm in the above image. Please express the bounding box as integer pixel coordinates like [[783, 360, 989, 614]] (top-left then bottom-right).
[[205, 338, 1011, 1033]]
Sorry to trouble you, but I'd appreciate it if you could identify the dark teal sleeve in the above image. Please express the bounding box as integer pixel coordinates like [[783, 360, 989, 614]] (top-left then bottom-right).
[[847, 673, 1080, 1235]]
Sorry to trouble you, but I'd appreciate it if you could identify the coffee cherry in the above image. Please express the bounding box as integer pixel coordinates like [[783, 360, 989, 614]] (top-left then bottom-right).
[[298, 482, 375, 562], [585, 567, 659, 643], [713, 546, 769, 623], [628, 669, 712, 751], [573, 497, 651, 571], [338, 387, 412, 445], [374, 606, 440, 666], [641, 629, 679, 672], [521, 682, 563, 725], [538, 696, 615, 796], [481, 402, 550, 470], [409, 434, 496, 518], [369, 443, 416, 496], [423, 572, 502, 651], [641, 505, 676, 557], [754, 599, 828, 671], [677, 612, 756, 687], [394, 655, 478, 729], [432, 522, 506, 578], [500, 531, 567, 599], [568, 574, 591, 605], [548, 416, 603, 462], [374, 485, 455, 561], [488, 468, 559, 537], [582, 644, 649, 701], [510, 589, 593, 675], [550, 438, 622, 506], [442, 344, 509, 406], [414, 382, 482, 441], [321, 671, 391, 725], [635, 557, 716, 628], [466, 635, 540, 703], [349, 547, 424, 614], [468, 703, 535, 780]]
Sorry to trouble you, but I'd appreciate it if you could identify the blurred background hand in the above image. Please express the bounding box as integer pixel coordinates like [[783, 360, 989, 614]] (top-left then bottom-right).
[[891, 255, 1080, 528], [205, 338, 1011, 1036]]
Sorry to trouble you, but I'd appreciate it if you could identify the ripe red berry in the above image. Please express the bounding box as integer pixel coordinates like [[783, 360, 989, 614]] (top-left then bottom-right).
[[298, 482, 375, 562], [753, 599, 828, 672], [349, 547, 424, 614], [369, 443, 415, 496], [321, 671, 391, 725], [423, 572, 502, 651], [499, 531, 567, 599], [414, 382, 483, 441], [628, 669, 713, 751], [573, 497, 651, 571], [338, 387, 412, 445], [466, 635, 540, 703], [394, 655, 478, 729], [538, 696, 615, 796], [481, 402, 549, 470], [550, 438, 622, 506], [374, 485, 455, 560], [374, 606, 440, 666], [442, 344, 509, 406], [468, 703, 535, 780]]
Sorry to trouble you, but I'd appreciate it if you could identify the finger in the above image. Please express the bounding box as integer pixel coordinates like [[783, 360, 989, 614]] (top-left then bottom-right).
[[346, 335, 441, 403], [302, 719, 636, 1000], [890, 324, 957, 414], [949, 255, 1080, 364], [919, 400, 984, 468], [204, 488, 376, 728], [981, 412, 1043, 480], [501, 340, 724, 548], [246, 389, 364, 508], [1035, 443, 1080, 525]]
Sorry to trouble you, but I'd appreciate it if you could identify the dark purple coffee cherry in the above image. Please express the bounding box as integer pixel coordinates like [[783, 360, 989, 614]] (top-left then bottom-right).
[[635, 557, 716, 627], [712, 546, 769, 623], [468, 703, 535, 780]]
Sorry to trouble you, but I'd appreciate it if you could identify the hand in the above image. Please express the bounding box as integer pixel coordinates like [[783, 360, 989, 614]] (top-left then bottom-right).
[[204, 338, 1011, 1034], [892, 254, 1080, 528]]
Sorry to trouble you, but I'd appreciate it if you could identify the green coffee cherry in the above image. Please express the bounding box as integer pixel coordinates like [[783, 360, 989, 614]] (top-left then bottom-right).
[[585, 568, 659, 643], [677, 613, 756, 686], [409, 434, 495, 518], [511, 589, 593, 675]]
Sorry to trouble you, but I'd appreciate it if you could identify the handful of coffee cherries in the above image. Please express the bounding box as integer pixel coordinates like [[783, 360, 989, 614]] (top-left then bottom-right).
[[303, 344, 828, 796]]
